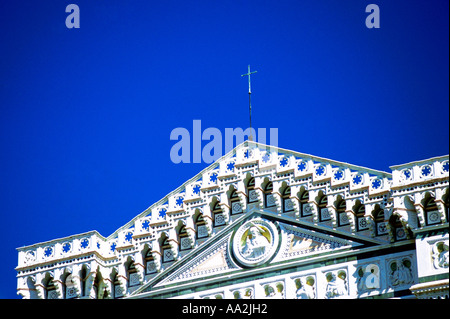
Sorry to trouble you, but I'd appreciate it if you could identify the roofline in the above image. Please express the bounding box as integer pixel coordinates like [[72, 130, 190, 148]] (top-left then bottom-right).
[[106, 141, 244, 240], [19, 141, 445, 246], [108, 141, 393, 240], [249, 140, 392, 177], [389, 154, 449, 170], [16, 230, 104, 251]]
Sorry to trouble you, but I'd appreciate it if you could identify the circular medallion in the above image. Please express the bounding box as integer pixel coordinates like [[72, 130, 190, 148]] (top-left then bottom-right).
[[231, 218, 279, 267]]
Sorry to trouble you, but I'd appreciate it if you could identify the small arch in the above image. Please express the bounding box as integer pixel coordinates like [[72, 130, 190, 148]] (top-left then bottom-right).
[[264, 181, 276, 208], [212, 199, 226, 227], [246, 177, 258, 204], [299, 189, 311, 217], [126, 259, 139, 288], [64, 273, 77, 299], [423, 195, 441, 226], [143, 247, 157, 275], [389, 214, 407, 241], [282, 186, 294, 213], [159, 233, 175, 263], [92, 270, 106, 299], [111, 270, 123, 299], [229, 187, 243, 215], [178, 224, 192, 251], [79, 265, 88, 297], [373, 205, 388, 236], [90, 267, 109, 299], [336, 198, 349, 227], [318, 193, 330, 222], [260, 177, 272, 190], [194, 210, 209, 239], [355, 202, 368, 231], [43, 273, 57, 299], [278, 181, 290, 195], [26, 277, 39, 299]]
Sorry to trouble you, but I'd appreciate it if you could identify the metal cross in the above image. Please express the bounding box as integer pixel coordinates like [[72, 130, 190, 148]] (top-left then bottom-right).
[[241, 65, 257, 140], [241, 65, 257, 94]]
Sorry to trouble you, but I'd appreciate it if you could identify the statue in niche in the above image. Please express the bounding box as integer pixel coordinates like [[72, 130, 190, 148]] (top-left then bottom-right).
[[325, 271, 347, 298], [241, 224, 271, 259]]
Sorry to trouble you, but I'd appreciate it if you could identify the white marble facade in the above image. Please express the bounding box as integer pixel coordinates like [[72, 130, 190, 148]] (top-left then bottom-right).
[[16, 142, 449, 299]]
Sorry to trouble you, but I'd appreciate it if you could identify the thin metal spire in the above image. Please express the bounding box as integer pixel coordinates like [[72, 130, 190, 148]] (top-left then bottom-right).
[[241, 65, 257, 141]]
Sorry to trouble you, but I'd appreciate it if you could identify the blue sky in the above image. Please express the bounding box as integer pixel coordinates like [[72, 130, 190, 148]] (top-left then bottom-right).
[[0, 0, 448, 299]]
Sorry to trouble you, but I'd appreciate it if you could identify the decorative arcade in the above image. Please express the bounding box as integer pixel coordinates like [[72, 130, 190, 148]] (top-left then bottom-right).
[[16, 141, 449, 299]]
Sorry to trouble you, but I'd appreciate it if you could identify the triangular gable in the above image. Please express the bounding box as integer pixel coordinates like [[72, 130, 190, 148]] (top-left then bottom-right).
[[272, 222, 363, 263], [153, 234, 239, 286], [107, 141, 392, 242], [132, 210, 370, 297], [91, 140, 394, 297]]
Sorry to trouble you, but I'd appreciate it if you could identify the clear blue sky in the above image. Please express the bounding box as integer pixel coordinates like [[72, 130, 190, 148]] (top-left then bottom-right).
[[0, 0, 448, 299]]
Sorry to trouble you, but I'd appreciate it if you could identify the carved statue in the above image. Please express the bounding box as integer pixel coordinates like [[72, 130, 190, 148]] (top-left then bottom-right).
[[241, 225, 271, 259]]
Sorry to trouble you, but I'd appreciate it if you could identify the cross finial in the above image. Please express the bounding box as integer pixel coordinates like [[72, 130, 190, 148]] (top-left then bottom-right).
[[241, 65, 258, 141], [241, 65, 257, 94]]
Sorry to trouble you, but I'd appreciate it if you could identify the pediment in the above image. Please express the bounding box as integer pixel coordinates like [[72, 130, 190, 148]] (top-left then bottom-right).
[[133, 211, 371, 296], [155, 235, 239, 286], [272, 222, 363, 263]]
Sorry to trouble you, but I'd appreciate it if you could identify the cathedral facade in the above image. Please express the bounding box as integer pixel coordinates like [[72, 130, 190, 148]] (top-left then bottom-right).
[[16, 142, 449, 299]]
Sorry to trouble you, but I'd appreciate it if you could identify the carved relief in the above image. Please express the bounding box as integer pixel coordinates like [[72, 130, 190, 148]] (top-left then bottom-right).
[[356, 263, 380, 292], [432, 240, 449, 269], [231, 287, 254, 299], [231, 218, 279, 267], [293, 275, 316, 299], [324, 269, 348, 299], [202, 292, 224, 299], [262, 281, 284, 299], [388, 257, 414, 287]]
